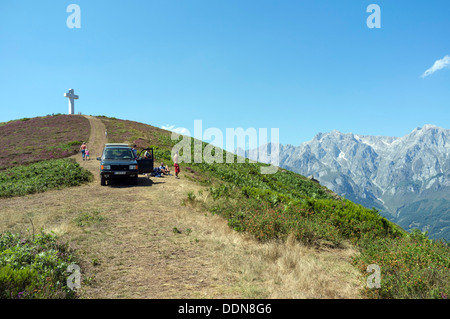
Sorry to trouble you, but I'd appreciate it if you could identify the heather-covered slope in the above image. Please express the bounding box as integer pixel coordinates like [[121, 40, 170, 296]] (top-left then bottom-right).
[[0, 114, 90, 170]]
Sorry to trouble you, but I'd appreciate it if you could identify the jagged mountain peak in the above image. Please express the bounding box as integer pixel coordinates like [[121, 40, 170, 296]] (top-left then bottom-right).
[[417, 124, 441, 131]]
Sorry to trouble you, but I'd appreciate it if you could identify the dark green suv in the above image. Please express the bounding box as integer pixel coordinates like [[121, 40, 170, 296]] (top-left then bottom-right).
[[97, 143, 154, 186]]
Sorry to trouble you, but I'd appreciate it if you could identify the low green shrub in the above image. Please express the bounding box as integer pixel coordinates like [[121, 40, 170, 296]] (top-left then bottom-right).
[[0, 266, 40, 299], [0, 158, 92, 198], [74, 211, 105, 227], [353, 231, 450, 299], [0, 231, 78, 299], [201, 175, 449, 299], [210, 197, 344, 246]]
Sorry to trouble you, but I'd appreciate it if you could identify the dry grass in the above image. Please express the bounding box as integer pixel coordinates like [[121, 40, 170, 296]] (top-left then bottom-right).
[[178, 195, 364, 299]]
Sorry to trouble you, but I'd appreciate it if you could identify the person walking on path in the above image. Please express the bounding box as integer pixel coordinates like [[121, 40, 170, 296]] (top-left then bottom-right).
[[80, 142, 87, 161], [173, 151, 180, 179]]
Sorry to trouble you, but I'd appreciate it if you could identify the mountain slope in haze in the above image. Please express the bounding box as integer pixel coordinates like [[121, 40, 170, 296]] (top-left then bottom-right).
[[244, 125, 450, 241]]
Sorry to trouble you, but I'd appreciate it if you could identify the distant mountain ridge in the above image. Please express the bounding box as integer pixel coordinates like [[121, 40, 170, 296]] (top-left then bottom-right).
[[241, 125, 450, 241]]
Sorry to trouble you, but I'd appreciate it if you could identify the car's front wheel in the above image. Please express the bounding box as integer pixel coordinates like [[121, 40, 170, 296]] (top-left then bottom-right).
[[100, 175, 107, 186]]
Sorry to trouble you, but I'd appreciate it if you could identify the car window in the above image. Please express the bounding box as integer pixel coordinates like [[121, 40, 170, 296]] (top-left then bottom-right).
[[103, 148, 133, 160]]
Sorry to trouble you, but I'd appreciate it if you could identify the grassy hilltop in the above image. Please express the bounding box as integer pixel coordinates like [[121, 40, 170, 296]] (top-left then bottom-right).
[[0, 115, 449, 299]]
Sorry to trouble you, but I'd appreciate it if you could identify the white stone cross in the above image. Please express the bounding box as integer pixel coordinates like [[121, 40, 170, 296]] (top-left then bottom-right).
[[64, 88, 79, 115]]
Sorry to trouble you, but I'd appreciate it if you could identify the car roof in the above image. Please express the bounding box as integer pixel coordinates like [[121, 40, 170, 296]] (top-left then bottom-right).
[[104, 143, 130, 148]]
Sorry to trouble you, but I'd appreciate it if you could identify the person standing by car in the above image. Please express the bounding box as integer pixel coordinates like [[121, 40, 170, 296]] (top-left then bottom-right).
[[131, 144, 138, 159], [173, 151, 180, 179], [143, 150, 151, 159], [80, 142, 87, 161]]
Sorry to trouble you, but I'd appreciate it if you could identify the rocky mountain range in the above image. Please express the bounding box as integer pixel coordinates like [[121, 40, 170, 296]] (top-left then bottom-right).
[[241, 124, 450, 241]]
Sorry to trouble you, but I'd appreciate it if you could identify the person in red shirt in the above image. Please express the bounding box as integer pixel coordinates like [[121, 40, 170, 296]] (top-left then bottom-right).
[[173, 151, 180, 179]]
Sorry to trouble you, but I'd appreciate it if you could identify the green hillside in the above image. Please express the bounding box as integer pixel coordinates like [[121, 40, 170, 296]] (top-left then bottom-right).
[[1, 115, 449, 299], [100, 116, 449, 299], [0, 115, 93, 298], [395, 198, 450, 241]]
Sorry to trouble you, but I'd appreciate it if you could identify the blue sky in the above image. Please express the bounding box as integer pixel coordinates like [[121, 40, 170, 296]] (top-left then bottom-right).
[[1, 0, 449, 147]]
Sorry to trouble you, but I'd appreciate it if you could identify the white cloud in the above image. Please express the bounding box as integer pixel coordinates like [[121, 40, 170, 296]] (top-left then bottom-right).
[[422, 55, 450, 78], [161, 124, 175, 131], [161, 124, 191, 136]]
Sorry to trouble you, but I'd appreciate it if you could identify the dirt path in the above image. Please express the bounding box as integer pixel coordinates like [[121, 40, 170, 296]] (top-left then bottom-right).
[[84, 115, 107, 162], [0, 116, 363, 299], [67, 116, 241, 298]]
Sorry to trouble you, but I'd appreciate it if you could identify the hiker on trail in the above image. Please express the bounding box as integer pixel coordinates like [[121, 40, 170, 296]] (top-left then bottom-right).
[[173, 151, 180, 179], [85, 149, 90, 160], [80, 142, 87, 161]]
